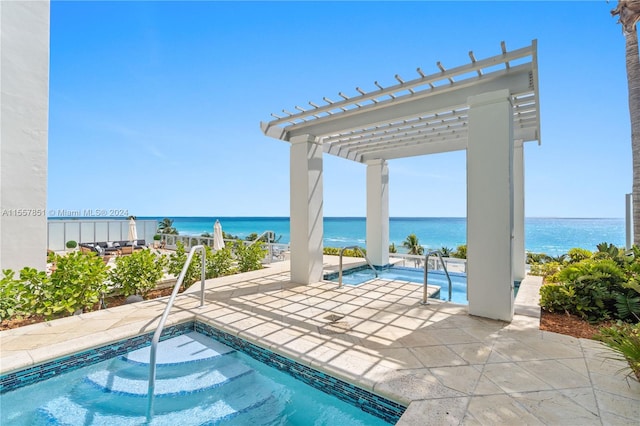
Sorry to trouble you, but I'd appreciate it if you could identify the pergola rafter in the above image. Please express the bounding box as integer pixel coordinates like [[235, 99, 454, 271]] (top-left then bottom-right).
[[261, 41, 540, 163]]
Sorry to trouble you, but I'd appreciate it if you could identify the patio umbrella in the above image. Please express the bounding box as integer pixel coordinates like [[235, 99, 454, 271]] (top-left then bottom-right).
[[128, 218, 138, 248], [213, 219, 224, 251]]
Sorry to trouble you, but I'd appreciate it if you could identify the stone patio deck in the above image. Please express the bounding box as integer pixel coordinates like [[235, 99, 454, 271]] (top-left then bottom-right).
[[1, 256, 639, 424]]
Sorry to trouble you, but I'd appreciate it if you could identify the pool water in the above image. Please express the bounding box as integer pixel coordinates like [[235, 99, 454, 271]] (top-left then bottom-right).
[[1, 331, 396, 425], [337, 266, 469, 304]]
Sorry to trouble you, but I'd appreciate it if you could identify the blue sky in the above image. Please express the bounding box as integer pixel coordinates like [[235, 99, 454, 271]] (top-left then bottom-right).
[[48, 1, 630, 218]]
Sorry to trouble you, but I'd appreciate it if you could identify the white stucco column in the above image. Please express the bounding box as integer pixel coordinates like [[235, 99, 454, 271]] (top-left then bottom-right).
[[466, 89, 514, 322], [0, 1, 50, 272], [289, 135, 324, 284], [513, 140, 526, 281], [366, 159, 389, 266]]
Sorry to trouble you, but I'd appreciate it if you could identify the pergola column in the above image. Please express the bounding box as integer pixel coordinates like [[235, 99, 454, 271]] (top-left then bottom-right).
[[366, 159, 389, 266], [513, 140, 526, 281], [289, 134, 324, 284], [466, 89, 514, 322]]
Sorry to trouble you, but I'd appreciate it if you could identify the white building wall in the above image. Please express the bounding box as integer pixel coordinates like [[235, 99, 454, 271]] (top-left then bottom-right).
[[0, 1, 50, 271]]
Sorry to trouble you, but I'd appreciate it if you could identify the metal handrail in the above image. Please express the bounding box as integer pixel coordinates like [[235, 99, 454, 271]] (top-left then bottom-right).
[[338, 246, 378, 288], [147, 245, 206, 421], [421, 250, 453, 305], [247, 230, 275, 264], [247, 230, 275, 246]]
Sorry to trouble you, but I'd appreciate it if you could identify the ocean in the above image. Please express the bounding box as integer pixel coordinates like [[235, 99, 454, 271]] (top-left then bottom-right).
[[140, 217, 626, 256]]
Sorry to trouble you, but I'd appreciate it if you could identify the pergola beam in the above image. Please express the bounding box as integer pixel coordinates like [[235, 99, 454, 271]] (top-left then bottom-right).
[[281, 66, 532, 143]]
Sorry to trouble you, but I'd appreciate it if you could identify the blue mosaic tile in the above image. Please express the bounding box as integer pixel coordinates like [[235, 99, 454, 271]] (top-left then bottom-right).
[[0, 321, 193, 393], [195, 322, 406, 424]]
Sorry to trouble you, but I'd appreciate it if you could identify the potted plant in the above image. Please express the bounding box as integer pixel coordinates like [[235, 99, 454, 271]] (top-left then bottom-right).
[[153, 234, 162, 249], [65, 240, 78, 251]]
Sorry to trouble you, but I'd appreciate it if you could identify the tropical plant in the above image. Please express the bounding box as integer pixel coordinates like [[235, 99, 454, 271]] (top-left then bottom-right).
[[153, 234, 162, 241], [440, 246, 453, 257], [167, 241, 201, 289], [595, 321, 640, 381], [0, 270, 23, 321], [402, 234, 424, 256], [109, 249, 167, 297], [223, 231, 239, 240], [612, 1, 640, 245], [567, 248, 592, 264], [389, 243, 397, 254], [16, 252, 109, 318], [322, 247, 365, 257], [205, 246, 234, 278], [157, 218, 178, 235], [235, 242, 267, 272], [548, 254, 568, 264], [527, 252, 552, 264], [529, 261, 563, 279], [538, 251, 640, 322], [451, 244, 467, 259]]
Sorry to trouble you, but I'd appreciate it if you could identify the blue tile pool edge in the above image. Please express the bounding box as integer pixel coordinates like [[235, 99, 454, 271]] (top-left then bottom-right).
[[0, 321, 193, 394], [195, 321, 406, 424], [0, 320, 406, 424]]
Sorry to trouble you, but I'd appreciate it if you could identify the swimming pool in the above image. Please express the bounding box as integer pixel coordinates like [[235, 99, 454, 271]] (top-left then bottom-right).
[[326, 265, 469, 304], [0, 322, 404, 425]]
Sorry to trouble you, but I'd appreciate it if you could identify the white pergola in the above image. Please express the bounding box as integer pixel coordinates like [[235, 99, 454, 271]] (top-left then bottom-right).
[[261, 41, 540, 322]]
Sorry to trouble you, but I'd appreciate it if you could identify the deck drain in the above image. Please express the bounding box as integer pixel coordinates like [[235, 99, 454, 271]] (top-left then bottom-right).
[[323, 313, 344, 323], [319, 321, 350, 335]]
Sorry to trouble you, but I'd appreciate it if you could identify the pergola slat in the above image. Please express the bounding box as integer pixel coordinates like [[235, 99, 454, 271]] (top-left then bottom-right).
[[262, 40, 540, 162]]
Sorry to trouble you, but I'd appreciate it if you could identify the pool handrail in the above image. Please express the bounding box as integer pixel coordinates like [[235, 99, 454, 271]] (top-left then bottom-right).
[[147, 245, 206, 421], [421, 250, 453, 305], [247, 230, 275, 264], [338, 246, 378, 288]]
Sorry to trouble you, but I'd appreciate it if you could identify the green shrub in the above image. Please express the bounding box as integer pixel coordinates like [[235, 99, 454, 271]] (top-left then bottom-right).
[[539, 257, 634, 323], [66, 240, 77, 249], [323, 247, 365, 257], [0, 270, 24, 321], [167, 241, 202, 289], [235, 242, 267, 273], [109, 249, 167, 297], [529, 261, 563, 278], [595, 322, 640, 381], [539, 284, 575, 314], [451, 244, 466, 259], [567, 248, 592, 263], [527, 252, 553, 264], [206, 246, 234, 278], [17, 252, 108, 318], [153, 234, 162, 241], [440, 247, 453, 257]]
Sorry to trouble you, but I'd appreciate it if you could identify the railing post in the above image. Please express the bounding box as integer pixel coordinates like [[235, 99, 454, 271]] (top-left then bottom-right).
[[421, 250, 453, 305], [421, 253, 430, 305], [200, 246, 206, 308], [338, 246, 377, 289], [338, 248, 345, 289]]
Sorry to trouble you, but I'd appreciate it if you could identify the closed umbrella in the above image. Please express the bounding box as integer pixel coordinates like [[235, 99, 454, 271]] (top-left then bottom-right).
[[213, 220, 224, 251], [128, 218, 138, 249]]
